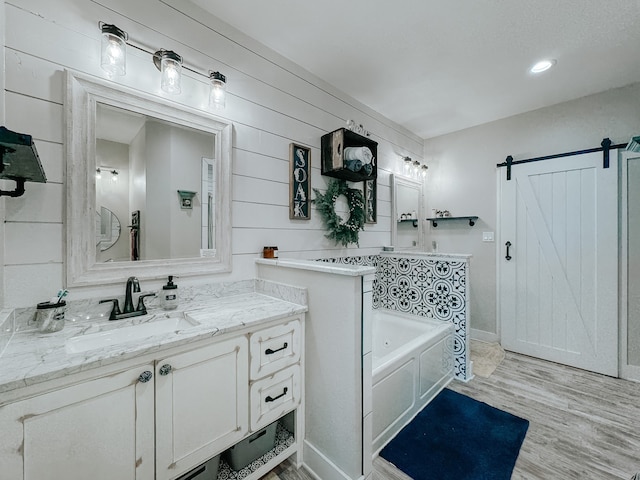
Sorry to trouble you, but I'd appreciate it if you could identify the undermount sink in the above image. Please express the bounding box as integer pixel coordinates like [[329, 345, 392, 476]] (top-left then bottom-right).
[[65, 312, 200, 354]]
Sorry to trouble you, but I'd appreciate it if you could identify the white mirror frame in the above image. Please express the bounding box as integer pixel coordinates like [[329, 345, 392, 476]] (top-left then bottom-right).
[[65, 70, 232, 287], [390, 173, 424, 250]]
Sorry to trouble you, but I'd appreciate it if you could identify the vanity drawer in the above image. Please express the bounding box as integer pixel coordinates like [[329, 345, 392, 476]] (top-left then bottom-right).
[[249, 318, 301, 379], [250, 365, 301, 431]]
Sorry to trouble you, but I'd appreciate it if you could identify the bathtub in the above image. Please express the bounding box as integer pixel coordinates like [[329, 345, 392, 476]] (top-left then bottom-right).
[[371, 309, 454, 455]]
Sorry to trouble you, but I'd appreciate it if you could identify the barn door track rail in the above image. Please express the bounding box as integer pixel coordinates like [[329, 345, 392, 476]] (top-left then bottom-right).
[[497, 137, 627, 180]]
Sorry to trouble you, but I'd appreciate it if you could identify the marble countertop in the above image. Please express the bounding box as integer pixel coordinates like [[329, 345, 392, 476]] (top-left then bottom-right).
[[0, 292, 307, 395], [256, 258, 376, 276], [378, 251, 472, 260]]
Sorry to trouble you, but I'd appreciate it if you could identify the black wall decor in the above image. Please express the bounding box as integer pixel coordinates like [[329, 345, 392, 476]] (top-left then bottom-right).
[[289, 143, 311, 219], [321, 128, 378, 182]]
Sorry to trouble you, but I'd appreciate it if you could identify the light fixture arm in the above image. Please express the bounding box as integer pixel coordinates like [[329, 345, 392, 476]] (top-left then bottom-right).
[[98, 21, 226, 102]]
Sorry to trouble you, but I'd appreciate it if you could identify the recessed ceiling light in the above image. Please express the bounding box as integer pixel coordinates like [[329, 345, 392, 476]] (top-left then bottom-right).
[[530, 59, 557, 74]]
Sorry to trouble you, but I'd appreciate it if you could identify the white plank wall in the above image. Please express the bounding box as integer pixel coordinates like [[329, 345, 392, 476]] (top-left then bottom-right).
[[1, 0, 6, 307], [2, 0, 423, 307]]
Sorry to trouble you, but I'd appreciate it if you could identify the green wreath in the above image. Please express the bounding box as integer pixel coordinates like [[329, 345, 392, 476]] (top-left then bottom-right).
[[313, 179, 365, 247]]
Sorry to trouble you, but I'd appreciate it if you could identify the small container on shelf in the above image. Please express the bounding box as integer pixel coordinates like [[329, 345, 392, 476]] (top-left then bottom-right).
[[175, 455, 220, 480], [263, 246, 278, 258], [223, 421, 278, 471]]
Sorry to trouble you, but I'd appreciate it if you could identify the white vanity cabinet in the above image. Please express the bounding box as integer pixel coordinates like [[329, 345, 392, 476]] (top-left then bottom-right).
[[248, 318, 302, 432], [0, 363, 156, 480], [155, 336, 249, 480], [0, 312, 305, 480]]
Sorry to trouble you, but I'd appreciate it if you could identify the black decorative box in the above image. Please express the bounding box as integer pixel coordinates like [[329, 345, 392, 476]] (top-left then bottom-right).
[[321, 128, 378, 182]]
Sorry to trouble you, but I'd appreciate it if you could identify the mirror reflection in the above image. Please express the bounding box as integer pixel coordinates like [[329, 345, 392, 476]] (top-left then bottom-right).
[[391, 174, 423, 250], [95, 206, 122, 258], [95, 103, 216, 263]]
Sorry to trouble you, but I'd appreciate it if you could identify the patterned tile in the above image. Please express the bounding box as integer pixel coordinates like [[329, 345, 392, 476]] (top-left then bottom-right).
[[318, 254, 470, 381]]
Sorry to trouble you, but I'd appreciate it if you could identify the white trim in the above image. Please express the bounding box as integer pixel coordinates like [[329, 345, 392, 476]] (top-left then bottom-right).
[[65, 70, 233, 286], [619, 151, 640, 381], [471, 328, 500, 343], [303, 440, 357, 480], [495, 167, 503, 341]]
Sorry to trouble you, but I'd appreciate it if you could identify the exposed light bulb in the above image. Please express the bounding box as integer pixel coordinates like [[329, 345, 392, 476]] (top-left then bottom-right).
[[155, 50, 183, 95], [403, 157, 413, 176], [209, 71, 226, 110], [412, 160, 421, 177], [111, 170, 119, 182], [95, 168, 102, 180], [100, 23, 127, 77]]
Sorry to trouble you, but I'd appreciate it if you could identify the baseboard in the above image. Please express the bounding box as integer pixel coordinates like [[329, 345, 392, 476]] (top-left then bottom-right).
[[303, 440, 359, 480], [470, 328, 499, 343], [620, 363, 640, 383]]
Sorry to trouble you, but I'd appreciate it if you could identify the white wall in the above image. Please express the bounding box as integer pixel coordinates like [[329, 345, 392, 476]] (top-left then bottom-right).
[[1, 0, 423, 307], [0, 0, 6, 307], [424, 82, 640, 337]]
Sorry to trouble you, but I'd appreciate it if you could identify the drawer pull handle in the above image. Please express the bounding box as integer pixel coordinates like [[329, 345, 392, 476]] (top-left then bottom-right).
[[138, 371, 153, 383], [265, 387, 288, 403], [265, 342, 288, 355], [159, 364, 172, 376]]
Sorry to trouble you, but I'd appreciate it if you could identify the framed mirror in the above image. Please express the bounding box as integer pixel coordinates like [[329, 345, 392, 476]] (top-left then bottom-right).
[[66, 71, 232, 287], [391, 174, 423, 250]]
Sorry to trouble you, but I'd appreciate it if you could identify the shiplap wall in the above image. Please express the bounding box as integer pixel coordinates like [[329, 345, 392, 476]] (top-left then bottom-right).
[[2, 0, 424, 307]]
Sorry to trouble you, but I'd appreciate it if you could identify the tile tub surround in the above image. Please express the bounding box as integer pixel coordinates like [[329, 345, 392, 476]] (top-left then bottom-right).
[[0, 280, 307, 395], [319, 252, 472, 381]]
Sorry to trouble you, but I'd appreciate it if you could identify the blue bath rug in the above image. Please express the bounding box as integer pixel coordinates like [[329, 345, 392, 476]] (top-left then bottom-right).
[[379, 389, 529, 480]]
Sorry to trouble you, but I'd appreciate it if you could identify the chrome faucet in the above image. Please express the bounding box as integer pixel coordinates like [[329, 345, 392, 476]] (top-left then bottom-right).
[[99, 276, 156, 321]]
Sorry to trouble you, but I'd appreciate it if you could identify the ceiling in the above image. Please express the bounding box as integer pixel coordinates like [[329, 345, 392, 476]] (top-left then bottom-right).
[[190, 0, 640, 139]]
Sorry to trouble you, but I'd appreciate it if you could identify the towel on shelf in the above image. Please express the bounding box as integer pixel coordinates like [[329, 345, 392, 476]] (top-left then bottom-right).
[[344, 146, 373, 164]]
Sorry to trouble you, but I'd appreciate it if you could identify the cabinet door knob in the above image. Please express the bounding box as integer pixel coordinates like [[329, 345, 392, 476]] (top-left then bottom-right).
[[138, 371, 153, 383], [159, 364, 173, 376]]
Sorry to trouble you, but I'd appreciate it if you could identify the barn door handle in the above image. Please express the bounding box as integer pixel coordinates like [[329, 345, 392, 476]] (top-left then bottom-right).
[[505, 241, 512, 261]]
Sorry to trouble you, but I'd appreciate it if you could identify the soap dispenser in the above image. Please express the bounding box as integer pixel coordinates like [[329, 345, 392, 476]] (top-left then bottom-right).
[[161, 276, 179, 310]]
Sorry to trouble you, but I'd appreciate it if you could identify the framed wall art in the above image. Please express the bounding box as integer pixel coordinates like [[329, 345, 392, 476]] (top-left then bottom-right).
[[364, 178, 377, 224], [289, 143, 311, 220]]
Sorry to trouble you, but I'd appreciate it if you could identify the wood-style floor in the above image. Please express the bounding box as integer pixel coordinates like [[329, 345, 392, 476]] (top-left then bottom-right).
[[268, 351, 640, 480]]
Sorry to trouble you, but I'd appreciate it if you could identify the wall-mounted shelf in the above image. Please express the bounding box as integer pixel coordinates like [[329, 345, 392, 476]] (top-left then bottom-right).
[[427, 216, 478, 227], [398, 219, 418, 228], [321, 128, 378, 182]]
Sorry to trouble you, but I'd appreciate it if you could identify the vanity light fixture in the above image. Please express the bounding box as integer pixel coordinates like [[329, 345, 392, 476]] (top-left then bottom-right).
[[100, 23, 127, 77], [154, 49, 183, 95], [530, 59, 556, 74], [420, 164, 429, 178], [97, 22, 227, 107], [403, 156, 413, 176], [95, 168, 102, 180], [111, 169, 119, 182], [412, 160, 421, 177], [209, 71, 226, 109]]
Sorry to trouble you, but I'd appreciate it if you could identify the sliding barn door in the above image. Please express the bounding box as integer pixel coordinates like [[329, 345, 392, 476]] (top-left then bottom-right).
[[499, 151, 618, 376]]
